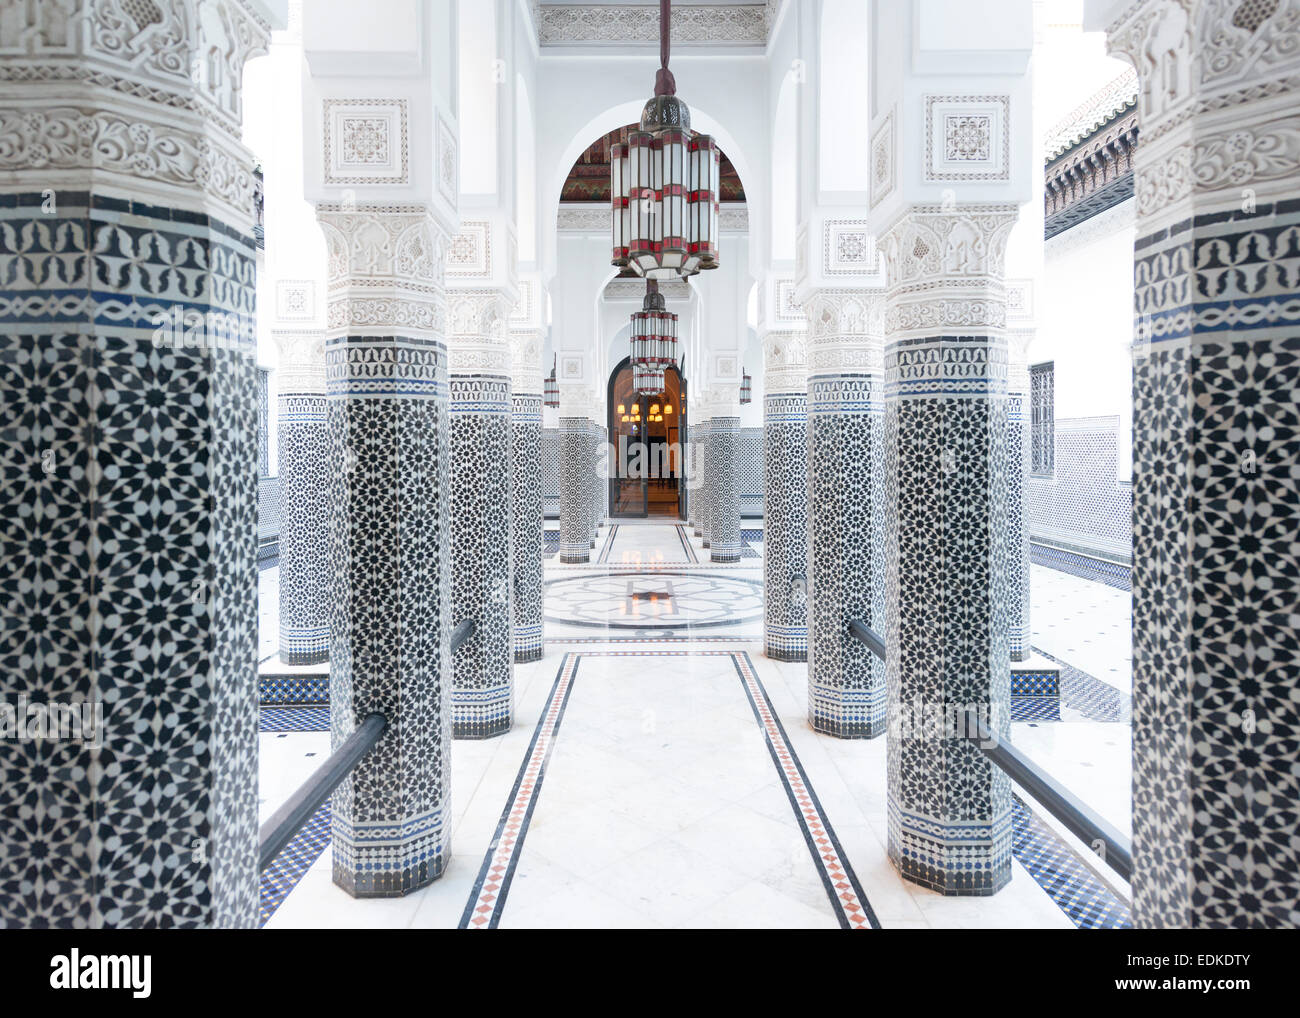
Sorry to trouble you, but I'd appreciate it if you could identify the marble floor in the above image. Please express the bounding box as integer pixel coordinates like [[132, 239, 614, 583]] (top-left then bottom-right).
[[257, 521, 1134, 929]]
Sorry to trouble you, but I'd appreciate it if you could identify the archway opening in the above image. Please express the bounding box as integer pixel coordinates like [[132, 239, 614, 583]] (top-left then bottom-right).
[[608, 356, 686, 519]]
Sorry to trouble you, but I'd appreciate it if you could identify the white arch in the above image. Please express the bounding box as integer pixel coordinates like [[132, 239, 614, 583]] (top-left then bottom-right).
[[542, 98, 762, 281]]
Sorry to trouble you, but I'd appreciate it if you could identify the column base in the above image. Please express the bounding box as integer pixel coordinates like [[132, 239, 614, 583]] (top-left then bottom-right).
[[809, 685, 886, 739], [765, 624, 807, 661], [451, 688, 513, 739], [280, 626, 329, 665], [513, 624, 543, 663], [560, 544, 590, 563], [711, 548, 739, 563], [332, 810, 448, 898], [1010, 627, 1033, 662], [887, 802, 1012, 896]]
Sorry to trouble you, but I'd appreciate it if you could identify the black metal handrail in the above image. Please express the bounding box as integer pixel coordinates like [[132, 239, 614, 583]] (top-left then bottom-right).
[[259, 619, 478, 872], [961, 708, 1133, 881], [847, 616, 1133, 882], [451, 618, 475, 654], [258, 712, 386, 871], [847, 618, 886, 662]]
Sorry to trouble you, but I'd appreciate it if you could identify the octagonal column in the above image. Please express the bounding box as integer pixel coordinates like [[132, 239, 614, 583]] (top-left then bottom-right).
[[762, 329, 809, 660], [881, 205, 1018, 896], [318, 203, 453, 895], [274, 328, 330, 665], [447, 288, 515, 738], [509, 324, 545, 662], [805, 289, 888, 736], [0, 0, 269, 927], [1094, 0, 1300, 926]]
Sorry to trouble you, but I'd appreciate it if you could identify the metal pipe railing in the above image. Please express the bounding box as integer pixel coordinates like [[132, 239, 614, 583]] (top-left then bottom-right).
[[259, 618, 478, 872], [450, 618, 475, 654], [846, 616, 1133, 882], [847, 618, 886, 662], [961, 708, 1133, 881], [258, 712, 386, 872]]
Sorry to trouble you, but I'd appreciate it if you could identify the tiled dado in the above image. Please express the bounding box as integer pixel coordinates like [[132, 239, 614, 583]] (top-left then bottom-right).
[[450, 374, 515, 739], [763, 391, 808, 661], [0, 191, 260, 927], [512, 392, 545, 662], [459, 651, 880, 930], [325, 334, 452, 897], [808, 375, 886, 736]]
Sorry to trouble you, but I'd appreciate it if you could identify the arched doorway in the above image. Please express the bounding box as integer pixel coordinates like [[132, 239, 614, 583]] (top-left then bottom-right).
[[608, 357, 686, 519]]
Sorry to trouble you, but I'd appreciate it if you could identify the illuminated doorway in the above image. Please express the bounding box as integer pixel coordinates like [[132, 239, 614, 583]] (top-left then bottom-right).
[[608, 357, 686, 519]]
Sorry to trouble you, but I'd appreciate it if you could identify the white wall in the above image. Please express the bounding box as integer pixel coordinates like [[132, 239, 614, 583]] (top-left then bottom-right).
[[1040, 201, 1136, 481]]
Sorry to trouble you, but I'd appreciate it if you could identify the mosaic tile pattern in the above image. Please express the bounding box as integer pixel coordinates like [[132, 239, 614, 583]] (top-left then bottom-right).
[[259, 803, 330, 928], [808, 375, 886, 736], [559, 418, 590, 562], [1011, 797, 1131, 929], [1026, 418, 1132, 566], [1129, 196, 1300, 927], [0, 192, 260, 927], [512, 392, 544, 661], [259, 707, 330, 732], [737, 426, 764, 515], [324, 323, 452, 898], [709, 417, 741, 563], [259, 674, 329, 705], [450, 375, 515, 738], [1031, 542, 1131, 591], [278, 394, 330, 664], [762, 391, 808, 660]]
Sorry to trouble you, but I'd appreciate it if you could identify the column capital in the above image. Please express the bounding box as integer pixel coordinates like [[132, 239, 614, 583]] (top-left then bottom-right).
[[0, 0, 273, 229], [316, 202, 448, 341], [761, 328, 809, 394], [446, 287, 512, 377], [508, 326, 545, 395], [272, 327, 327, 394], [878, 204, 1019, 341], [802, 286, 888, 376]]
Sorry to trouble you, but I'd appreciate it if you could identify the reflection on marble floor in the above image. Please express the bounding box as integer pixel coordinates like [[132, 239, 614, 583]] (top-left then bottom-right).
[[257, 522, 1134, 929]]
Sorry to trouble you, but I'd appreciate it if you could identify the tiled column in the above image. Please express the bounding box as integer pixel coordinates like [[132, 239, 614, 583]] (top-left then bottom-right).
[[881, 205, 1018, 895], [1099, 0, 1300, 927], [274, 329, 330, 665], [762, 330, 809, 660], [693, 417, 712, 539], [806, 290, 888, 736], [1006, 328, 1032, 661], [559, 413, 590, 564], [709, 395, 742, 564], [447, 289, 514, 738], [509, 327, 544, 662], [0, 0, 269, 927], [318, 203, 452, 895]]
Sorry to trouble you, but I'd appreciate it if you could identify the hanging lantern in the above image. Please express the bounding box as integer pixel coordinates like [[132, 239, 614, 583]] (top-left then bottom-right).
[[634, 363, 665, 396], [629, 279, 678, 373], [610, 0, 720, 280], [544, 355, 559, 408], [740, 368, 752, 405]]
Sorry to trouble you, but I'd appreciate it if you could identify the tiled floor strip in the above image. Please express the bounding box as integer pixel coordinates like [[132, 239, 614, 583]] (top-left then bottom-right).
[[260, 804, 331, 927], [731, 653, 879, 930], [459, 653, 581, 929], [459, 649, 880, 929], [1011, 796, 1132, 929]]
